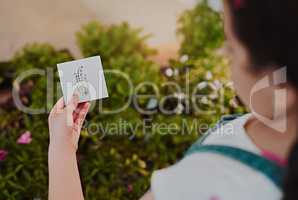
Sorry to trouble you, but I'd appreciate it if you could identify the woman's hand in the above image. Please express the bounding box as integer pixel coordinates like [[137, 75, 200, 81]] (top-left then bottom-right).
[[48, 94, 90, 152]]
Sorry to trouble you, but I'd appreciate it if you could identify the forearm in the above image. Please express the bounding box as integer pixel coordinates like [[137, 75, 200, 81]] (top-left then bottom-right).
[[48, 146, 84, 200]]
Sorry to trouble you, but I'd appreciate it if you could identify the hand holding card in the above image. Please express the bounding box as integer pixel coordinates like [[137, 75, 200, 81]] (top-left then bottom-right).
[[57, 56, 109, 103]]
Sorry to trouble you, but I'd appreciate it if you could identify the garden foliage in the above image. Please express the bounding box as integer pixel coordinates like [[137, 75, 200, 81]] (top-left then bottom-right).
[[0, 1, 245, 199]]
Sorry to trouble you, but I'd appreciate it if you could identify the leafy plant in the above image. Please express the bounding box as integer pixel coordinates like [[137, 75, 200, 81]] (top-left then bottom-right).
[[13, 43, 73, 76], [177, 0, 225, 59], [76, 21, 156, 63], [0, 2, 245, 200]]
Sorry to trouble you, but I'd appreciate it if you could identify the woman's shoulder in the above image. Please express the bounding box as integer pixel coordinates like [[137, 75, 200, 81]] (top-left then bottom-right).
[[150, 114, 282, 200], [151, 150, 281, 200], [151, 151, 281, 200], [191, 113, 260, 154]]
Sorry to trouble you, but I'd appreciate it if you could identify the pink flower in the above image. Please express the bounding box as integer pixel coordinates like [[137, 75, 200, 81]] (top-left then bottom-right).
[[210, 196, 220, 200], [234, 0, 244, 9], [17, 131, 32, 144], [0, 150, 8, 161], [127, 184, 133, 193]]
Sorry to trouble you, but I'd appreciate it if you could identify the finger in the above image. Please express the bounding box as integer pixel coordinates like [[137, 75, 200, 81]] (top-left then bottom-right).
[[73, 103, 83, 120], [56, 97, 65, 110], [74, 102, 90, 124], [74, 102, 90, 129], [73, 101, 90, 120], [65, 93, 80, 113], [50, 97, 65, 114], [73, 103, 86, 122], [73, 104, 89, 134], [72, 103, 89, 149]]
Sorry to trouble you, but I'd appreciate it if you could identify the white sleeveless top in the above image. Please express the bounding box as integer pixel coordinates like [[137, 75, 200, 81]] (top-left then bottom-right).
[[151, 114, 282, 200]]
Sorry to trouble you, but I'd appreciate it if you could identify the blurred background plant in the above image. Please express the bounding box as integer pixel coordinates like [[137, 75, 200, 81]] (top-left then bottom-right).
[[0, 1, 246, 199]]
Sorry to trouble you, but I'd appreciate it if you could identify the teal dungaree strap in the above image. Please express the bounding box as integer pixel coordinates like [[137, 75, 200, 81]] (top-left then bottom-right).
[[185, 115, 285, 190]]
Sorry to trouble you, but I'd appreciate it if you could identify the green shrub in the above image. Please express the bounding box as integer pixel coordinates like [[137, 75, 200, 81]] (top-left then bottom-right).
[[0, 23, 164, 200], [0, 44, 73, 199], [177, 0, 225, 58], [0, 2, 245, 200], [11, 43, 73, 111], [76, 21, 156, 62], [76, 21, 174, 199], [13, 43, 73, 75]]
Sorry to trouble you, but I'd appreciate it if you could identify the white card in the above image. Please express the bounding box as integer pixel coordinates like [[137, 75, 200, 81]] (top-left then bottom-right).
[[57, 56, 109, 103]]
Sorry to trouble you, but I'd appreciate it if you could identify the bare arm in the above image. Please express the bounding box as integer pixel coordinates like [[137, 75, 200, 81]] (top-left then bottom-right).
[[48, 95, 90, 200], [48, 146, 84, 200], [140, 191, 155, 200]]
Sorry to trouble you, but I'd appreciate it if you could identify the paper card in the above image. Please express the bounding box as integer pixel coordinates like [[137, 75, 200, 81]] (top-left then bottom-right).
[[57, 56, 108, 104]]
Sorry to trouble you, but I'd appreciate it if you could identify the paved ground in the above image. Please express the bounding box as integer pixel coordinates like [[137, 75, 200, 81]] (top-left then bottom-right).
[[0, 0, 197, 62]]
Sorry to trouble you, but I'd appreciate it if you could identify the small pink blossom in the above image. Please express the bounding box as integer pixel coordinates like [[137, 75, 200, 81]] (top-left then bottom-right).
[[210, 196, 220, 200], [17, 131, 32, 144], [0, 150, 8, 161], [234, 0, 244, 9], [127, 184, 133, 193]]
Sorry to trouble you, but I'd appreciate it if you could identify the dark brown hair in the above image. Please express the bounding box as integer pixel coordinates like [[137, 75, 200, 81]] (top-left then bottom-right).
[[226, 0, 298, 199]]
